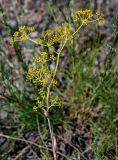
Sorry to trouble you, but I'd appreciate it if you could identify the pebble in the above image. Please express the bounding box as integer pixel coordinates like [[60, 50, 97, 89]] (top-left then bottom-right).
[[0, 111, 8, 120], [7, 20, 17, 29]]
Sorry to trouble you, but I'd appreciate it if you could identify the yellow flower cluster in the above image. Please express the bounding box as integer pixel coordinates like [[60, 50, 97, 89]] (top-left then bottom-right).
[[51, 79, 57, 86], [19, 26, 26, 32], [62, 23, 71, 38], [75, 9, 93, 17], [13, 9, 104, 113], [20, 34, 28, 41], [27, 62, 51, 87], [41, 23, 72, 47], [50, 54, 56, 61], [12, 10, 104, 46], [74, 9, 104, 25], [50, 94, 62, 107], [33, 106, 38, 112], [13, 26, 35, 41], [32, 89, 46, 112], [96, 12, 104, 25], [38, 89, 46, 99], [41, 29, 52, 40], [27, 51, 58, 111]]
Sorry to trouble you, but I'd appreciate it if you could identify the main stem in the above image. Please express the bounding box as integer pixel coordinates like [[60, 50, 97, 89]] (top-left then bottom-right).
[[46, 24, 83, 160], [47, 116, 56, 160], [46, 39, 67, 160], [46, 39, 67, 109]]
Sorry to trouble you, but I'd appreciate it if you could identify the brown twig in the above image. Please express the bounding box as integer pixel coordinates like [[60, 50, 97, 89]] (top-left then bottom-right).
[[0, 133, 67, 159]]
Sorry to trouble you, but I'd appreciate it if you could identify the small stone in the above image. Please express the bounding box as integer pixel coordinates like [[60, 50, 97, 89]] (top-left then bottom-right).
[[0, 111, 8, 120], [30, 31, 39, 38], [50, 62, 56, 70], [7, 20, 17, 29], [0, 137, 9, 151]]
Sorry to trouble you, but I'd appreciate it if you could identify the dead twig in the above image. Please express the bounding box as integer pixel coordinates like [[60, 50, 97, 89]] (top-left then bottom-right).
[[0, 133, 68, 159]]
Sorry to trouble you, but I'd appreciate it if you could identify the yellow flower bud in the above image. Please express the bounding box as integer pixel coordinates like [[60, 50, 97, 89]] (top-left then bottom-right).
[[13, 31, 19, 37], [18, 26, 26, 32], [20, 34, 28, 41]]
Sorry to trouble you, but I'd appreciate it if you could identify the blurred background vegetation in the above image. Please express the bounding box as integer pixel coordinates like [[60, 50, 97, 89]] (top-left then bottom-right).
[[0, 0, 118, 159]]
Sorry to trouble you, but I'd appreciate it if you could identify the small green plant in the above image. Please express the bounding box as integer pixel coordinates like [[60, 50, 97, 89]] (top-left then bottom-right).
[[12, 9, 104, 159]]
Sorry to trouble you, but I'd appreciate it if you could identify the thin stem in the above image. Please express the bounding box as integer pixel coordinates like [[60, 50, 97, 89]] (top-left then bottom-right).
[[47, 116, 56, 160], [0, 133, 46, 149], [28, 38, 47, 47], [0, 133, 67, 159], [73, 24, 83, 36], [36, 114, 50, 159], [40, 64, 43, 79], [36, 114, 47, 148], [46, 39, 67, 109], [88, 18, 101, 23], [45, 39, 67, 160]]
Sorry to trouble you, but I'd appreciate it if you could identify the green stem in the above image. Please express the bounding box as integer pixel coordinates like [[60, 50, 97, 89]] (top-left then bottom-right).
[[73, 24, 83, 36], [46, 39, 67, 108]]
